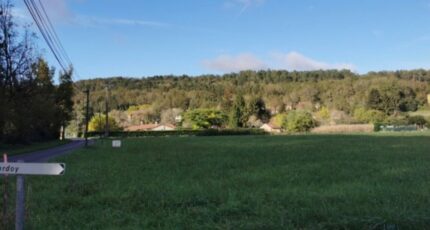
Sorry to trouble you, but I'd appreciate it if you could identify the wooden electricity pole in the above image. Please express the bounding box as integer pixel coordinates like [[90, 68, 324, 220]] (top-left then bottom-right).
[[105, 84, 110, 138], [84, 89, 90, 147]]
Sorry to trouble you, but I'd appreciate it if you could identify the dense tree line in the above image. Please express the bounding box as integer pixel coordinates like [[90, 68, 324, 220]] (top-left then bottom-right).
[[71, 68, 429, 133], [0, 1, 74, 143]]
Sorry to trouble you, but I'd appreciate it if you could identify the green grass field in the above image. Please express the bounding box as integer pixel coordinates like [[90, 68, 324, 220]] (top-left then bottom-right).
[[5, 134, 430, 229]]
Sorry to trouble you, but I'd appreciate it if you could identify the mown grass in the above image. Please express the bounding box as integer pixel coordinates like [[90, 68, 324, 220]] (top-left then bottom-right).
[[0, 140, 70, 157], [4, 135, 430, 229]]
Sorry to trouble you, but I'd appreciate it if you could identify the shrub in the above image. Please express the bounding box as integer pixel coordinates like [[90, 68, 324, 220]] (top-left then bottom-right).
[[373, 122, 382, 132], [283, 110, 316, 132], [383, 116, 408, 126], [183, 109, 227, 129], [353, 107, 386, 124], [271, 113, 288, 127], [316, 106, 330, 120], [407, 115, 427, 128]]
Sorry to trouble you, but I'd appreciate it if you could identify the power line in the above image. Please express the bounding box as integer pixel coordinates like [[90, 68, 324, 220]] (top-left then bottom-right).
[[24, 0, 68, 72], [23, 0, 80, 79], [28, 0, 70, 70], [36, 0, 73, 66]]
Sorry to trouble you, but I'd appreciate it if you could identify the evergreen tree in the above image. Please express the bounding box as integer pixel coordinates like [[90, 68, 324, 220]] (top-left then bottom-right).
[[247, 96, 270, 123], [367, 89, 382, 111], [229, 94, 247, 128]]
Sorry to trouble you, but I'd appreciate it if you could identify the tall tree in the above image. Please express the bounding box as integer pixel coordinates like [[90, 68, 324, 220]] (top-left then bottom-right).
[[247, 96, 270, 123], [0, 0, 36, 142], [29, 58, 57, 140], [229, 93, 247, 128], [56, 68, 74, 139], [367, 89, 382, 111]]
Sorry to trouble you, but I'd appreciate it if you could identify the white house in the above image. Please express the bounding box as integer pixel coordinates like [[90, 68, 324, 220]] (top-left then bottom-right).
[[260, 123, 282, 133], [151, 124, 176, 131], [125, 123, 176, 131]]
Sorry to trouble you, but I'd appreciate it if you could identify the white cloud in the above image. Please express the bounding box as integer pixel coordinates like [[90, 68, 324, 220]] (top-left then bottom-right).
[[272, 51, 355, 71], [203, 53, 267, 72], [203, 51, 355, 73]]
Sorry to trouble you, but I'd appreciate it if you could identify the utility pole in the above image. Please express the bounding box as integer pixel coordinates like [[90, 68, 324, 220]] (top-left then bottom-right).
[[84, 89, 90, 147], [105, 84, 110, 138]]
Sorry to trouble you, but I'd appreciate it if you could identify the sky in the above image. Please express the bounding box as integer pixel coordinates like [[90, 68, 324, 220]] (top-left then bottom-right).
[[12, 0, 430, 79]]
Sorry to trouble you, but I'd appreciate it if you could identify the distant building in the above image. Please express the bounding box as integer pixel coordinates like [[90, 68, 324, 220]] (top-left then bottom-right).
[[175, 115, 182, 123], [125, 124, 176, 132], [260, 123, 282, 133], [151, 124, 176, 131]]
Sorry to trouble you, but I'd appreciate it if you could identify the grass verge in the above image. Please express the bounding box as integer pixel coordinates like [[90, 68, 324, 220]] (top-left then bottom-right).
[[2, 135, 430, 229]]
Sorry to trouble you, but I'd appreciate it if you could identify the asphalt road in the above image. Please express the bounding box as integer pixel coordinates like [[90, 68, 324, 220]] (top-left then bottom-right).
[[5, 140, 89, 163]]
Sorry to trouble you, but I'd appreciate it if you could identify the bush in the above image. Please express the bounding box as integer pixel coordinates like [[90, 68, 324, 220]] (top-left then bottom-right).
[[353, 108, 386, 124], [316, 106, 330, 120], [271, 113, 288, 127], [383, 116, 408, 126], [283, 110, 316, 133], [183, 109, 228, 129], [373, 122, 382, 132], [407, 115, 428, 128]]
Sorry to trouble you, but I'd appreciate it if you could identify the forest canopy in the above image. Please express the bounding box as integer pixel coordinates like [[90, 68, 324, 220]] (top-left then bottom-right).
[[70, 69, 430, 133]]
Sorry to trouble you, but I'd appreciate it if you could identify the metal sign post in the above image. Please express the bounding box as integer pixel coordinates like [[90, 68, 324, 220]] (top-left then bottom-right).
[[15, 163, 24, 230], [0, 159, 66, 230], [2, 154, 8, 227]]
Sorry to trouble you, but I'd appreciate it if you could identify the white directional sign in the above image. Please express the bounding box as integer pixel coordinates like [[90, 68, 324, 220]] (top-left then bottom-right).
[[0, 163, 65, 175], [112, 140, 121, 148]]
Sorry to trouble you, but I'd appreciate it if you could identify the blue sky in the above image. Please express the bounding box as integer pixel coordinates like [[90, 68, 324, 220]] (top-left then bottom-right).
[[13, 0, 430, 79]]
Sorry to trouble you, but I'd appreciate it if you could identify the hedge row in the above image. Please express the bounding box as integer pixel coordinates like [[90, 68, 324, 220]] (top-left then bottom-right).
[[87, 129, 267, 138], [374, 124, 418, 132]]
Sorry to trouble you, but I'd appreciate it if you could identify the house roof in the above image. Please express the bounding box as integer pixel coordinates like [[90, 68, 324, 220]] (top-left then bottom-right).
[[125, 123, 176, 131]]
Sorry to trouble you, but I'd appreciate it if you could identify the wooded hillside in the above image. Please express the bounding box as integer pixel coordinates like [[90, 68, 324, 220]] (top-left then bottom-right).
[[69, 69, 430, 133]]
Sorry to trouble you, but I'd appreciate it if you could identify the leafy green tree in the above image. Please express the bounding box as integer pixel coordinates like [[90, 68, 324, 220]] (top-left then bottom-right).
[[367, 89, 382, 111], [183, 109, 227, 129], [28, 58, 58, 140], [353, 107, 386, 123], [283, 110, 316, 132], [398, 87, 418, 112], [272, 113, 288, 127], [89, 113, 120, 132]]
